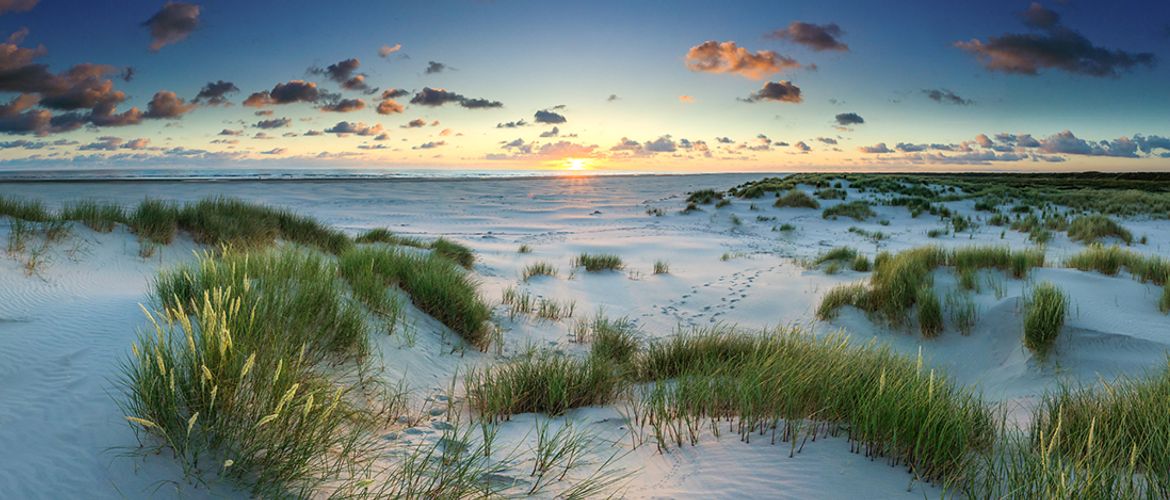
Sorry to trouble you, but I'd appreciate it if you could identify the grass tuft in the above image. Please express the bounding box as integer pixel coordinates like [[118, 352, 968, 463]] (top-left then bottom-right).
[[572, 252, 623, 272], [1022, 282, 1067, 357], [773, 190, 820, 209], [822, 201, 875, 221], [1067, 214, 1132, 245]]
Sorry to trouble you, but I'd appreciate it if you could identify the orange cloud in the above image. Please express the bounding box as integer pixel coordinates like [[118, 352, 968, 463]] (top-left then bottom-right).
[[685, 41, 799, 79]]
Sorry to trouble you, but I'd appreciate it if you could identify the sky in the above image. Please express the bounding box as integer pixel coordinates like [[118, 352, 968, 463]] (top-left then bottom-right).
[[0, 0, 1168, 172]]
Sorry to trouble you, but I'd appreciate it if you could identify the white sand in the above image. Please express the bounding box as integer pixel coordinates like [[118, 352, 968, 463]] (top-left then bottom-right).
[[2, 173, 1168, 498]]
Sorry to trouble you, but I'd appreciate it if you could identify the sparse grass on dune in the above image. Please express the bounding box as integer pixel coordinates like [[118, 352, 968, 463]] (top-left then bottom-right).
[[1065, 244, 1170, 285], [0, 194, 53, 222], [465, 350, 623, 423], [354, 227, 428, 248], [773, 189, 820, 209], [125, 247, 378, 496], [822, 200, 875, 221], [813, 246, 857, 267], [1068, 214, 1133, 245], [588, 314, 640, 365], [129, 198, 180, 245], [430, 237, 475, 269], [653, 259, 670, 274], [631, 325, 992, 483], [817, 245, 1046, 334], [1022, 282, 1067, 357], [338, 246, 491, 347], [572, 252, 623, 272], [521, 261, 557, 281], [686, 189, 723, 205], [917, 286, 943, 338], [61, 200, 126, 233]]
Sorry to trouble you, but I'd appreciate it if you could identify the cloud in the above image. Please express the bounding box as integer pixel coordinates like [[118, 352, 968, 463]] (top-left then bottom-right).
[[1038, 130, 1138, 157], [320, 98, 365, 112], [742, 80, 802, 103], [496, 119, 527, 128], [539, 126, 559, 138], [324, 121, 383, 136], [382, 89, 409, 99], [816, 137, 837, 145], [534, 109, 566, 124], [123, 137, 150, 150], [310, 58, 373, 92], [494, 138, 598, 159], [859, 143, 894, 153], [403, 118, 426, 128], [792, 141, 811, 152], [376, 98, 404, 114], [409, 87, 502, 109], [716, 137, 733, 144], [610, 135, 678, 155], [79, 136, 123, 151], [261, 148, 285, 155], [685, 41, 800, 79], [678, 95, 695, 103], [607, 94, 619, 102], [193, 80, 238, 105], [424, 61, 448, 74], [254, 117, 290, 129], [955, 7, 1156, 77], [413, 140, 445, 149], [1020, 2, 1060, 30], [143, 2, 200, 51], [378, 43, 402, 58], [0, 0, 38, 15], [143, 90, 195, 119], [243, 80, 321, 107], [219, 128, 242, 135], [922, 88, 973, 105], [767, 22, 849, 52], [895, 142, 928, 152], [835, 112, 864, 126]]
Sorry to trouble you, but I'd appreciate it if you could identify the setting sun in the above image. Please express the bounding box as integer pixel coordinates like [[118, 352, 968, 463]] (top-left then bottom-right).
[[565, 158, 589, 170]]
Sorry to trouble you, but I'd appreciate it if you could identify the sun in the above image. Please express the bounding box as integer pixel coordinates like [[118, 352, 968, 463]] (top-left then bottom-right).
[[565, 158, 588, 171]]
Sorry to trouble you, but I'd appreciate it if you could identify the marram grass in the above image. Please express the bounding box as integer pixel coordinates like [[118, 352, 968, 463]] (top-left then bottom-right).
[[1022, 281, 1067, 357]]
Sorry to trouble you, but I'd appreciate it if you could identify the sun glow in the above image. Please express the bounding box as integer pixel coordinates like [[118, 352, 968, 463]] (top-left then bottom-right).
[[565, 158, 588, 171]]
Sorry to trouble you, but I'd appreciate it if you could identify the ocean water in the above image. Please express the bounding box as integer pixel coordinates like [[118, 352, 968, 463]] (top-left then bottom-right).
[[0, 167, 686, 182]]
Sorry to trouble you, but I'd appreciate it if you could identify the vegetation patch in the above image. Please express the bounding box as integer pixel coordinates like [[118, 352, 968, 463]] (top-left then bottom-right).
[[822, 201, 875, 221], [1067, 214, 1133, 245], [572, 252, 623, 272], [1022, 282, 1067, 357], [773, 190, 820, 209]]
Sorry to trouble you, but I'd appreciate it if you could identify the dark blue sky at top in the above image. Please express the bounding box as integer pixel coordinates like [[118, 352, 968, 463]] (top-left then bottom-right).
[[1, 0, 1168, 170]]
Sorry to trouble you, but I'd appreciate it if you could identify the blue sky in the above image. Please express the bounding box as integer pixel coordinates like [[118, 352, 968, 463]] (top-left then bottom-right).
[[0, 0, 1168, 171]]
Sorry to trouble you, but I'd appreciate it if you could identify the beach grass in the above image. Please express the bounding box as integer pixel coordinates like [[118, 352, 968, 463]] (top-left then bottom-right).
[[1022, 282, 1067, 357], [338, 246, 491, 347], [61, 200, 126, 233], [521, 261, 558, 281], [653, 259, 670, 274], [822, 201, 875, 221], [572, 252, 624, 272], [630, 325, 992, 483], [1065, 244, 1169, 285], [354, 228, 428, 248], [465, 350, 623, 423], [588, 314, 640, 365], [124, 247, 379, 496], [1067, 214, 1133, 245], [773, 189, 820, 209]]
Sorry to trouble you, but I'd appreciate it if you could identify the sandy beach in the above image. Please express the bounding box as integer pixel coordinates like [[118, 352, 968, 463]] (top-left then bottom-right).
[[2, 173, 1169, 498]]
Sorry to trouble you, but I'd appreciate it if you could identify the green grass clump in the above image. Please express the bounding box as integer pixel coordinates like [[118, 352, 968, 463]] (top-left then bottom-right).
[[813, 246, 857, 267], [1065, 244, 1170, 286], [124, 248, 376, 496], [178, 197, 352, 254], [61, 200, 126, 233], [588, 314, 640, 365], [1067, 214, 1132, 245], [338, 246, 491, 347], [430, 237, 474, 269], [950, 245, 1045, 279], [1022, 282, 1067, 357], [774, 190, 820, 209], [130, 198, 180, 244], [822, 201, 875, 221], [572, 252, 623, 272], [632, 326, 992, 483], [521, 261, 558, 281], [653, 259, 670, 274], [686, 189, 723, 205], [816, 283, 869, 320], [814, 187, 847, 200], [0, 195, 53, 222], [465, 351, 622, 423], [851, 254, 871, 272], [354, 228, 428, 248], [1162, 283, 1170, 314], [917, 286, 943, 338], [1016, 367, 1170, 496], [517, 244, 532, 253]]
